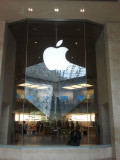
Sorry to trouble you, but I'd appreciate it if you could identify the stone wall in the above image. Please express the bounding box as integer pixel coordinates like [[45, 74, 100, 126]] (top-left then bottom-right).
[[0, 21, 6, 117], [0, 21, 16, 144], [0, 146, 112, 160], [96, 30, 111, 144], [105, 22, 120, 160]]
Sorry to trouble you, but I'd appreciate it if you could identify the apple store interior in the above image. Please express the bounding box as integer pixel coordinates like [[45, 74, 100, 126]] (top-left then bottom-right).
[[0, 19, 111, 147]]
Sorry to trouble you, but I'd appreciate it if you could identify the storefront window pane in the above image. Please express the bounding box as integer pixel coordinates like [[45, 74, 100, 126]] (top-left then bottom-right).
[[0, 20, 105, 146], [22, 20, 87, 146]]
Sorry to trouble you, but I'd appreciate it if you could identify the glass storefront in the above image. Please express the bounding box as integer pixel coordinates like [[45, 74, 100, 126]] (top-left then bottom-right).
[[1, 20, 105, 146]]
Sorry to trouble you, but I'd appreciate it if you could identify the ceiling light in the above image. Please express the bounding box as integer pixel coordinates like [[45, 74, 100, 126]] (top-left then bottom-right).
[[71, 85, 84, 88], [75, 42, 78, 45], [37, 86, 48, 89], [62, 83, 93, 90], [62, 85, 83, 90], [27, 85, 39, 88], [80, 83, 93, 87], [54, 8, 59, 12], [80, 9, 85, 13], [62, 86, 75, 90], [35, 41, 38, 44], [28, 8, 33, 12], [28, 85, 48, 89], [17, 83, 47, 89], [18, 83, 31, 87]]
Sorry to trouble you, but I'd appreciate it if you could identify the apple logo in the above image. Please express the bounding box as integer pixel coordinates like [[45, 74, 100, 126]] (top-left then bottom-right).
[[43, 40, 71, 70]]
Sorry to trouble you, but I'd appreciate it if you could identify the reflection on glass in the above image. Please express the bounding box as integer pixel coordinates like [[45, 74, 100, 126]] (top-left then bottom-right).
[[8, 20, 103, 147], [25, 61, 86, 119]]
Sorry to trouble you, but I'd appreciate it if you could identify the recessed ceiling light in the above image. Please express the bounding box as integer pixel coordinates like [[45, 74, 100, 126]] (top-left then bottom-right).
[[28, 8, 33, 12], [80, 9, 85, 13], [35, 41, 38, 44], [54, 8, 59, 12], [75, 42, 78, 45]]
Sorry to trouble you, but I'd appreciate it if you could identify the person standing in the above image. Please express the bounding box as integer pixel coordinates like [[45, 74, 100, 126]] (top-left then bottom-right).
[[67, 128, 81, 146], [71, 121, 74, 131]]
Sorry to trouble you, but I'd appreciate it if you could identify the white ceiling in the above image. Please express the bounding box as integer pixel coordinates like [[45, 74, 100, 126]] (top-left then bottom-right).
[[0, 0, 120, 24]]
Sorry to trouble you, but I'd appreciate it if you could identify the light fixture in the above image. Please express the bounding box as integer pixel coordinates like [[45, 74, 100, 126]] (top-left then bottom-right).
[[35, 41, 38, 44], [62, 86, 75, 90], [28, 8, 33, 12], [71, 114, 95, 122], [18, 83, 48, 89], [16, 113, 41, 122], [80, 83, 93, 87], [18, 83, 31, 87], [75, 42, 78, 45], [80, 9, 85, 13], [54, 8, 59, 12], [62, 83, 93, 90], [62, 85, 84, 90], [71, 85, 84, 88], [36, 86, 48, 89]]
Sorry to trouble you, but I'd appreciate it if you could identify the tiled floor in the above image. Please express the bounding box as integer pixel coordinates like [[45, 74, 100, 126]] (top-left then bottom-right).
[[13, 132, 97, 146]]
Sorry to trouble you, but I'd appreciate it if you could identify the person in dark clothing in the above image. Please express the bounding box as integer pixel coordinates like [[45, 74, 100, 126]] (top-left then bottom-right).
[[71, 121, 74, 131], [65, 120, 69, 129], [76, 121, 80, 130], [40, 122, 44, 132], [36, 121, 40, 133], [67, 129, 81, 146], [23, 121, 27, 135]]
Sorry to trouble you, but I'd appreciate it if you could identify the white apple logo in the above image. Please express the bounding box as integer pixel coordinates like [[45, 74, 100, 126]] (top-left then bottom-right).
[[43, 40, 71, 70]]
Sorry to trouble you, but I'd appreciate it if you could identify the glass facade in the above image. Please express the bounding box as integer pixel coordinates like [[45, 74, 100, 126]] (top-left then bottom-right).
[[0, 20, 107, 146]]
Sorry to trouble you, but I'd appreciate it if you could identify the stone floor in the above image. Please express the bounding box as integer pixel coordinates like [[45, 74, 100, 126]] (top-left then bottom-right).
[[13, 132, 97, 146]]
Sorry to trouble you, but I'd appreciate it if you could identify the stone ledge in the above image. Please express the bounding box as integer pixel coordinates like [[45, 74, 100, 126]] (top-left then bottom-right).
[[0, 146, 112, 160]]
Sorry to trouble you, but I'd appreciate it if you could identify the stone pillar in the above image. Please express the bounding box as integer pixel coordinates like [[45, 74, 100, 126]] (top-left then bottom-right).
[[105, 22, 120, 160], [0, 22, 16, 144], [0, 21, 6, 117], [96, 30, 111, 144]]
